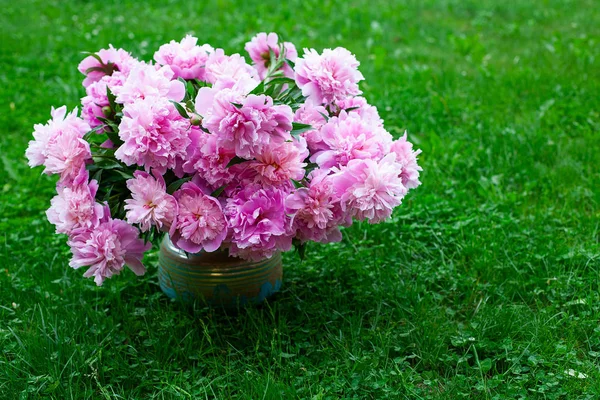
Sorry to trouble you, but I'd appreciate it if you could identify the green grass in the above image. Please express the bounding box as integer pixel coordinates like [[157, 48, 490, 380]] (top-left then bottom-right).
[[1, 0, 599, 398]]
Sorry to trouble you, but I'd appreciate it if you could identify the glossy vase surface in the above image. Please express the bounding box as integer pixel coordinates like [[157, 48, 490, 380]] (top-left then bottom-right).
[[158, 237, 282, 307]]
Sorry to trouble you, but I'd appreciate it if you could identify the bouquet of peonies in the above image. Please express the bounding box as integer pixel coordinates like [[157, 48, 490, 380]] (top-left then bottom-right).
[[25, 32, 422, 286]]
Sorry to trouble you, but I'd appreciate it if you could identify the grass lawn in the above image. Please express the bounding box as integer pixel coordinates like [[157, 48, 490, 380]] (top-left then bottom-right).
[[1, 0, 599, 398]]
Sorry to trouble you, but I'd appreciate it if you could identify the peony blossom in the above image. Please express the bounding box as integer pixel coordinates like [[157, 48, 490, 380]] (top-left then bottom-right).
[[78, 45, 135, 87], [225, 184, 293, 261], [81, 72, 126, 128], [204, 49, 259, 90], [43, 128, 92, 185], [46, 166, 104, 235], [285, 169, 347, 243], [125, 170, 178, 232], [390, 132, 423, 190], [26, 106, 90, 168], [311, 111, 391, 171], [27, 33, 423, 271], [114, 63, 185, 105], [293, 103, 329, 151], [244, 138, 309, 186], [182, 130, 236, 188], [334, 96, 383, 127], [68, 206, 151, 286], [115, 96, 190, 174], [197, 87, 294, 159], [154, 35, 214, 81], [170, 182, 227, 253], [294, 47, 364, 105], [244, 32, 298, 79], [330, 154, 407, 223]]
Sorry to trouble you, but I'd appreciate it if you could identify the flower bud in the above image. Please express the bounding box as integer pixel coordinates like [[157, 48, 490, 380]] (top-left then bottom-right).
[[190, 113, 203, 126], [101, 106, 112, 117]]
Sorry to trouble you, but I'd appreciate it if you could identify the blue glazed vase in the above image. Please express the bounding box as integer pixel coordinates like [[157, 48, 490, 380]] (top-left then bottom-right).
[[158, 237, 282, 307]]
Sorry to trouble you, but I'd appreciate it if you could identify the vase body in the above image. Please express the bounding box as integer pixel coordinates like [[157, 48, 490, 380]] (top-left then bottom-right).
[[158, 237, 282, 307]]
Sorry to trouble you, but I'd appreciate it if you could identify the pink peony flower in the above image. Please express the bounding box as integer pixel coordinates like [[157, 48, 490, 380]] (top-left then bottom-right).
[[43, 128, 92, 185], [172, 125, 203, 178], [81, 72, 126, 128], [125, 170, 178, 232], [204, 49, 259, 90], [330, 154, 407, 223], [294, 103, 329, 151], [115, 96, 190, 174], [28, 36, 424, 284], [114, 64, 185, 105], [68, 206, 151, 286], [225, 184, 293, 261], [26, 106, 90, 168], [311, 111, 392, 170], [81, 98, 105, 130], [244, 138, 309, 186], [285, 169, 346, 243], [334, 96, 383, 127], [390, 132, 423, 190], [294, 47, 364, 105], [78, 45, 135, 87], [170, 182, 227, 253], [244, 32, 298, 79], [154, 35, 214, 81], [46, 166, 104, 235], [196, 87, 294, 159], [182, 130, 236, 188]]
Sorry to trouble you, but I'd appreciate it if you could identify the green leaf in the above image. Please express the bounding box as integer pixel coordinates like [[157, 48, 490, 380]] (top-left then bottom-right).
[[263, 83, 277, 98], [95, 117, 122, 145], [210, 185, 226, 198], [83, 125, 107, 140], [318, 111, 330, 122], [107, 87, 117, 112], [268, 60, 285, 76], [91, 147, 116, 157], [170, 101, 190, 119], [185, 79, 196, 100], [226, 156, 248, 168], [479, 358, 493, 374], [166, 176, 192, 194], [85, 66, 108, 74], [105, 130, 122, 147], [231, 102, 243, 109], [265, 77, 295, 87], [91, 155, 125, 170], [102, 185, 113, 202], [95, 116, 118, 129], [192, 79, 211, 88], [143, 230, 151, 245], [284, 58, 295, 69], [276, 85, 305, 106], [292, 239, 307, 261], [177, 78, 191, 102], [304, 162, 319, 175], [81, 51, 104, 64], [185, 99, 195, 111], [91, 168, 103, 183], [249, 82, 265, 95], [112, 169, 135, 180], [290, 122, 313, 137], [269, 47, 277, 71]]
